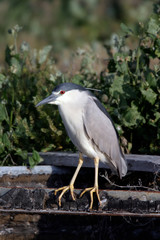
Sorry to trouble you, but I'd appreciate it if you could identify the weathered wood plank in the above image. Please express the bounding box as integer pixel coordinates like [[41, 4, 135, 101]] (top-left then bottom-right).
[[0, 187, 160, 217], [37, 152, 160, 173], [0, 165, 73, 188], [0, 152, 160, 190], [0, 165, 69, 178], [0, 152, 159, 180]]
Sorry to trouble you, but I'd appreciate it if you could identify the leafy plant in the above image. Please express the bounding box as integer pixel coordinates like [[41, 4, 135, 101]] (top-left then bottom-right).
[[101, 1, 160, 154], [68, 1, 160, 154], [0, 25, 73, 166]]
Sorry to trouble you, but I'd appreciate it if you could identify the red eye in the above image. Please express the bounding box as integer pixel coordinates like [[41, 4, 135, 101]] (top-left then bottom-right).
[[60, 90, 65, 95]]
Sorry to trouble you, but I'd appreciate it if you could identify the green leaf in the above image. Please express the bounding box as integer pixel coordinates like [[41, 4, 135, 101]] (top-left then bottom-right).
[[38, 45, 52, 64], [120, 23, 133, 35], [15, 148, 28, 160], [2, 133, 11, 150], [0, 104, 9, 122], [32, 150, 40, 161], [155, 39, 160, 57], [155, 48, 160, 58], [154, 112, 160, 122], [29, 150, 42, 168], [114, 53, 129, 74], [0, 74, 5, 89], [110, 76, 124, 97], [140, 87, 157, 105], [147, 72, 157, 88], [147, 17, 160, 36], [10, 57, 21, 76], [72, 74, 84, 85], [117, 61, 128, 74], [41, 144, 56, 152], [123, 102, 145, 127], [0, 142, 5, 154], [28, 156, 34, 168]]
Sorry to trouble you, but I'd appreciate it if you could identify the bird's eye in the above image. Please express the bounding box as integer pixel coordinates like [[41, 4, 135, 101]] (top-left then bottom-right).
[[60, 90, 65, 95]]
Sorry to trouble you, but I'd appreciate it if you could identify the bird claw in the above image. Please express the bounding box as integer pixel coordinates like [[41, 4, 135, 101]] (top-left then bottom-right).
[[80, 186, 101, 209], [54, 184, 75, 206]]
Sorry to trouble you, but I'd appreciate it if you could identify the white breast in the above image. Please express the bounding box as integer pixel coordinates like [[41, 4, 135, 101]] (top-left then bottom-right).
[[58, 91, 97, 158]]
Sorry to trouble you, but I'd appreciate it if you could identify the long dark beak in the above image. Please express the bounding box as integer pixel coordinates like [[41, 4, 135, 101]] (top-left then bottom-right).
[[36, 93, 57, 107]]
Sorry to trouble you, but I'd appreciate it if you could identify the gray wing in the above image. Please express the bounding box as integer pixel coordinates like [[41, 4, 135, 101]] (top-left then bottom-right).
[[83, 96, 125, 176]]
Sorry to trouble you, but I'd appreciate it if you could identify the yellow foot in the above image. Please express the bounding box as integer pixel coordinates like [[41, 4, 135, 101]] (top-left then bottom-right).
[[80, 186, 101, 209], [54, 185, 75, 207]]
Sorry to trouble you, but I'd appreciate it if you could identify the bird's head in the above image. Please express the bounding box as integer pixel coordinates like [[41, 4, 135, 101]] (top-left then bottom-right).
[[36, 83, 87, 107]]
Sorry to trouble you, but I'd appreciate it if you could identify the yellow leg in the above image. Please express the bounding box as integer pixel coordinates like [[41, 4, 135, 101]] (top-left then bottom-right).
[[80, 157, 101, 209], [55, 153, 83, 206]]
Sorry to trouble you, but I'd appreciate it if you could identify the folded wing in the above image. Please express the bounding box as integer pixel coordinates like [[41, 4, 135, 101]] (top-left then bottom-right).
[[83, 96, 127, 178]]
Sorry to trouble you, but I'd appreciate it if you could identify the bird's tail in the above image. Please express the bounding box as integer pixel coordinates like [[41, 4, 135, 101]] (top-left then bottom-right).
[[119, 155, 127, 179]]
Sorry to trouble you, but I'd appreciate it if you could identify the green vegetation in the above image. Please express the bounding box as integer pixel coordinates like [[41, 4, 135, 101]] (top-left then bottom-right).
[[0, 2, 159, 166]]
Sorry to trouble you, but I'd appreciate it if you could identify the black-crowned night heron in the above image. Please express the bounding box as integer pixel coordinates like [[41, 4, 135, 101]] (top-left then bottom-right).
[[36, 83, 127, 209]]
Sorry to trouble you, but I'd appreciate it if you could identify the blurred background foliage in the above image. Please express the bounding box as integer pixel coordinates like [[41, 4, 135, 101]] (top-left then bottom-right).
[[0, 0, 155, 65], [0, 0, 159, 166]]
